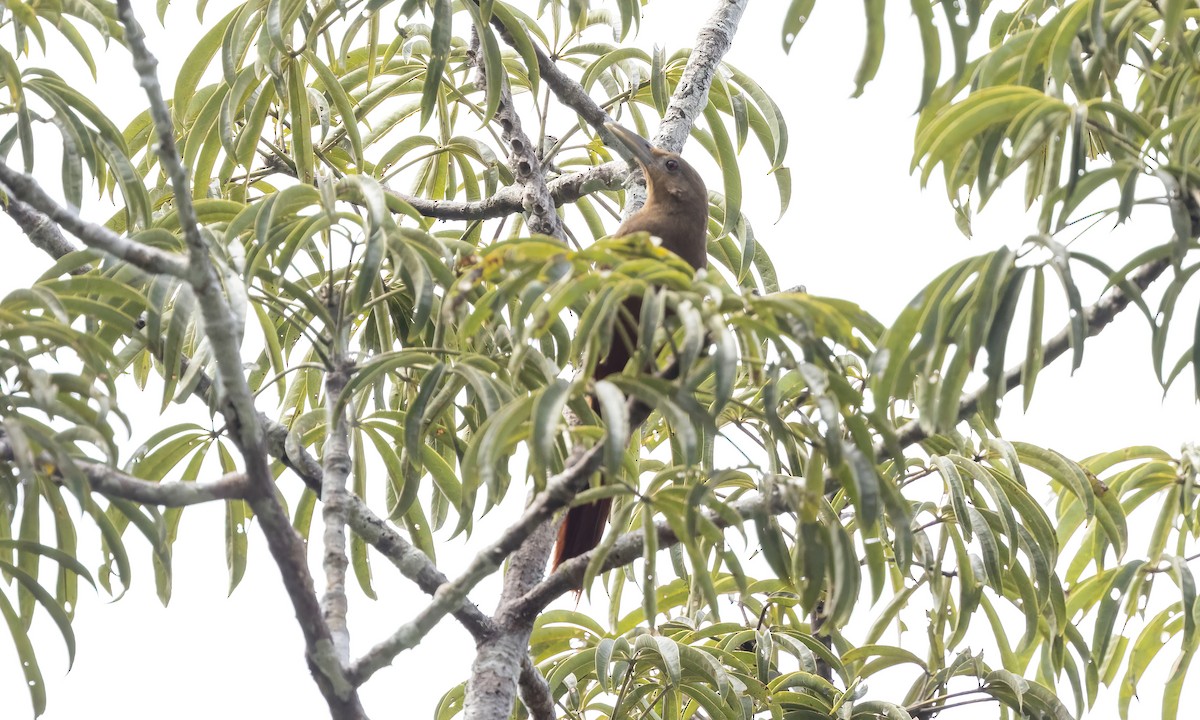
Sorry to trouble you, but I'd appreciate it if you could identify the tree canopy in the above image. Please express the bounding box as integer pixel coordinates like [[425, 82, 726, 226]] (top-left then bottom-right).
[[0, 1, 1199, 719]]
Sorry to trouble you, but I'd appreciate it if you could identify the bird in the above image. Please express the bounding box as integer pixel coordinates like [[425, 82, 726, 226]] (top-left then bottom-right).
[[551, 121, 709, 572]]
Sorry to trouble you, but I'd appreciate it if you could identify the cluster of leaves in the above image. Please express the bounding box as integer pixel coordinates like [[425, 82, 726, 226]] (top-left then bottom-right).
[[0, 252, 182, 714]]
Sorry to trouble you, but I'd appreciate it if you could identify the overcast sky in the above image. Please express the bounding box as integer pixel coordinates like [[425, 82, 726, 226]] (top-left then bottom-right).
[[0, 1, 1196, 718]]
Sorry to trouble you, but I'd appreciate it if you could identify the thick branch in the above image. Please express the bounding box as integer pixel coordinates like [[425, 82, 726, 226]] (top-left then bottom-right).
[[0, 166, 187, 277], [655, 0, 747, 153], [2, 196, 92, 273], [463, 494, 562, 720], [471, 26, 565, 241], [384, 159, 625, 221], [177, 351, 549, 697], [84, 467, 251, 506], [322, 360, 354, 665], [115, 3, 361, 716]]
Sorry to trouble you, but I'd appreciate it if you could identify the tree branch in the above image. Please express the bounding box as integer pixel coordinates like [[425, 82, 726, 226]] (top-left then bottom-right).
[[2, 196, 92, 273], [383, 154, 629, 223], [84, 466, 251, 506], [0, 166, 187, 277], [128, 329, 552, 705], [115, 3, 362, 716], [463, 493, 562, 720], [655, 0, 747, 154], [321, 358, 354, 665], [0, 440, 251, 506], [471, 26, 565, 241]]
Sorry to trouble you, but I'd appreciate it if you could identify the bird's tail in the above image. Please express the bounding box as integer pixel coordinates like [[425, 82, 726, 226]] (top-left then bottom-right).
[[552, 496, 613, 571]]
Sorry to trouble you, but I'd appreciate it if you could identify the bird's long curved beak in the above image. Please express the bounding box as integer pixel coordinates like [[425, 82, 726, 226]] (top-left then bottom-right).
[[603, 122, 656, 167]]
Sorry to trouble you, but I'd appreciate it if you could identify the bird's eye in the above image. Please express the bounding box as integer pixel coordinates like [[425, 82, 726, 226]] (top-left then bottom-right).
[[664, 158, 679, 172]]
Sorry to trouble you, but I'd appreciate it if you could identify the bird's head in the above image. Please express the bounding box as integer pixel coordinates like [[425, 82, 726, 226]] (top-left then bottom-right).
[[603, 122, 707, 210]]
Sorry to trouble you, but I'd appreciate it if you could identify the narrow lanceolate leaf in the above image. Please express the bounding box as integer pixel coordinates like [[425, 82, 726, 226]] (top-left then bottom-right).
[[462, 1, 503, 125], [0, 560, 76, 669], [348, 206, 386, 310], [642, 500, 658, 628], [490, 3, 539, 96], [405, 362, 447, 476], [174, 10, 235, 125], [306, 51, 364, 167], [911, 0, 940, 111], [593, 379, 629, 481], [772, 166, 792, 222], [531, 379, 571, 479], [708, 314, 737, 412], [420, 0, 452, 128], [287, 58, 314, 184], [0, 590, 45, 716], [1194, 296, 1200, 401], [651, 45, 668, 115], [782, 0, 817, 51], [705, 103, 741, 237], [1092, 561, 1143, 667], [1022, 266, 1045, 410], [854, 0, 886, 98]]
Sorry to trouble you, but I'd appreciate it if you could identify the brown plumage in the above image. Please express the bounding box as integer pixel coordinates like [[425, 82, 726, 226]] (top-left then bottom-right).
[[552, 122, 709, 573]]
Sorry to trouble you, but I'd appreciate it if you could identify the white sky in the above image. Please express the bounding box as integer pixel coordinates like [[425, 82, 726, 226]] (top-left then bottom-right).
[[0, 1, 1197, 718]]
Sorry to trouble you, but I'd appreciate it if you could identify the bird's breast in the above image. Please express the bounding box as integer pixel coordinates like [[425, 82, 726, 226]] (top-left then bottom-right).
[[617, 206, 708, 271]]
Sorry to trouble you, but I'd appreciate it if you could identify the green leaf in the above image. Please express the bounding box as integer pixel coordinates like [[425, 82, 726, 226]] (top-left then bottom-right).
[[781, 0, 817, 52], [286, 58, 314, 184], [530, 378, 571, 480], [593, 379, 628, 481], [704, 103, 741, 238], [462, 2, 503, 125], [1021, 266, 1045, 410], [854, 0, 886, 98], [910, 0, 940, 111], [420, 0, 452, 128], [0, 589, 44, 716], [174, 9, 235, 126], [307, 50, 364, 167]]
